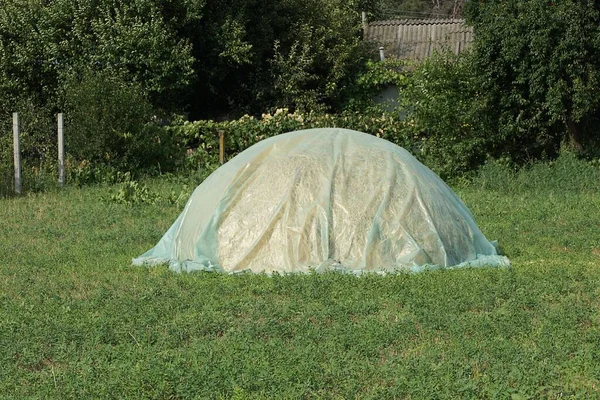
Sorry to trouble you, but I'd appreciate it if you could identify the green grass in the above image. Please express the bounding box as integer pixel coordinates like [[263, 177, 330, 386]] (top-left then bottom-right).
[[1, 154, 600, 399]]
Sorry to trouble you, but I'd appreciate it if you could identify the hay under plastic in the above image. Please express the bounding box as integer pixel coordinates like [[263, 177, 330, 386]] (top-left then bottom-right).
[[134, 128, 509, 273]]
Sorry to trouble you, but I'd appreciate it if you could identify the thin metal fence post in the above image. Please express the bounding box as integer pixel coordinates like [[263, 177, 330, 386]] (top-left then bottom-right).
[[13, 112, 21, 194], [58, 113, 65, 187]]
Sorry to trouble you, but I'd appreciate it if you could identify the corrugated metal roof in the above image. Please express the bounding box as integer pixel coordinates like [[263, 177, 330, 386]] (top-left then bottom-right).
[[365, 19, 474, 61]]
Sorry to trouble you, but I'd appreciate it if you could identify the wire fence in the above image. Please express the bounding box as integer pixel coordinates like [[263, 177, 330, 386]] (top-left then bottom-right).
[[1, 112, 65, 196]]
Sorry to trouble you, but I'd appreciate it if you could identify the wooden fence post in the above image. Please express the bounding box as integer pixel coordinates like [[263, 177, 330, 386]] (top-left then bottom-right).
[[57, 113, 65, 187], [219, 131, 225, 164], [13, 112, 21, 194]]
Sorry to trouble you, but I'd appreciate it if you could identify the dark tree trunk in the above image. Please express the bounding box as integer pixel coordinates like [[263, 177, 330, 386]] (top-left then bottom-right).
[[567, 119, 583, 152]]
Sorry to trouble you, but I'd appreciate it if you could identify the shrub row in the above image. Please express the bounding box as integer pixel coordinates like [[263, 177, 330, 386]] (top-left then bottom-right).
[[168, 108, 420, 171], [6, 49, 599, 197]]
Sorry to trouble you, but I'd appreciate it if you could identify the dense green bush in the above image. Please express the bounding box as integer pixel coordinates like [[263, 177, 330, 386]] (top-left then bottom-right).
[[399, 51, 493, 178], [62, 70, 150, 165], [267, 1, 375, 114], [0, 0, 379, 121], [62, 69, 185, 175], [8, 0, 600, 192], [0, 0, 194, 194], [343, 58, 408, 112], [339, 52, 495, 179], [191, 0, 380, 117], [169, 108, 419, 173], [377, 0, 466, 18], [0, 132, 13, 196], [1, 70, 186, 196], [0, 0, 195, 116], [0, 0, 381, 195], [347, 48, 600, 179], [465, 0, 600, 159]]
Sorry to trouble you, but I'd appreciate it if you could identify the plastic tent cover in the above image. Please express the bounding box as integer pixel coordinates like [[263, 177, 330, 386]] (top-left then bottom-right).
[[134, 128, 509, 274]]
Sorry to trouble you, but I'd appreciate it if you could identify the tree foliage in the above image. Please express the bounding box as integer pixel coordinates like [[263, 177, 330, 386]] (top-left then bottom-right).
[[0, 0, 378, 120], [0, 0, 382, 182], [62, 69, 152, 165], [378, 0, 467, 18], [192, 0, 379, 117], [0, 0, 196, 114], [465, 0, 600, 158]]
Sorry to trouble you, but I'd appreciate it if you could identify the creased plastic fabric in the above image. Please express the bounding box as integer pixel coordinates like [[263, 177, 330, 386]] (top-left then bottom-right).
[[133, 128, 509, 273]]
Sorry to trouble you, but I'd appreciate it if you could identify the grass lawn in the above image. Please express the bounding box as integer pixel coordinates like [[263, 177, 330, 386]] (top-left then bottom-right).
[[1, 155, 600, 399]]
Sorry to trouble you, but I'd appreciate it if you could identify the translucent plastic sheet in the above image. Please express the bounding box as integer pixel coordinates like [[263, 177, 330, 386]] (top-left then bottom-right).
[[133, 128, 509, 273]]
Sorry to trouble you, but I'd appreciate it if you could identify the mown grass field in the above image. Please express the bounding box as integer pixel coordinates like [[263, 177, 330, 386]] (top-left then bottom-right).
[[1, 154, 600, 399]]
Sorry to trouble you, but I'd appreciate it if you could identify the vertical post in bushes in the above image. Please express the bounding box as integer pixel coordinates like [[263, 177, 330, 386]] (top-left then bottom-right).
[[57, 113, 65, 187], [13, 112, 21, 195], [219, 130, 225, 164], [361, 12, 367, 38], [379, 47, 385, 62]]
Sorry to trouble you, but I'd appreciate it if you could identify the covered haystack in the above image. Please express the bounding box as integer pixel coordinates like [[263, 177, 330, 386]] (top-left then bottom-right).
[[134, 128, 508, 273]]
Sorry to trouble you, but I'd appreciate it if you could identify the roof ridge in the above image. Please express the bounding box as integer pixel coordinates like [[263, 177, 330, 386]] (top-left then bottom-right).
[[369, 18, 468, 26]]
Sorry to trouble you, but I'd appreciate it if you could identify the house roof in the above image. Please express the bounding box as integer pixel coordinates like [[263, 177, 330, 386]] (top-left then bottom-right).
[[364, 19, 474, 60]]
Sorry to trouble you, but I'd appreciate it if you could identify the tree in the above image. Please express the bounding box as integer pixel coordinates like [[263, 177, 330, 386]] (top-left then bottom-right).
[[268, 0, 375, 113], [0, 0, 380, 122], [465, 0, 600, 157], [378, 0, 467, 18], [0, 0, 196, 113], [191, 0, 380, 117], [0, 0, 198, 173]]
